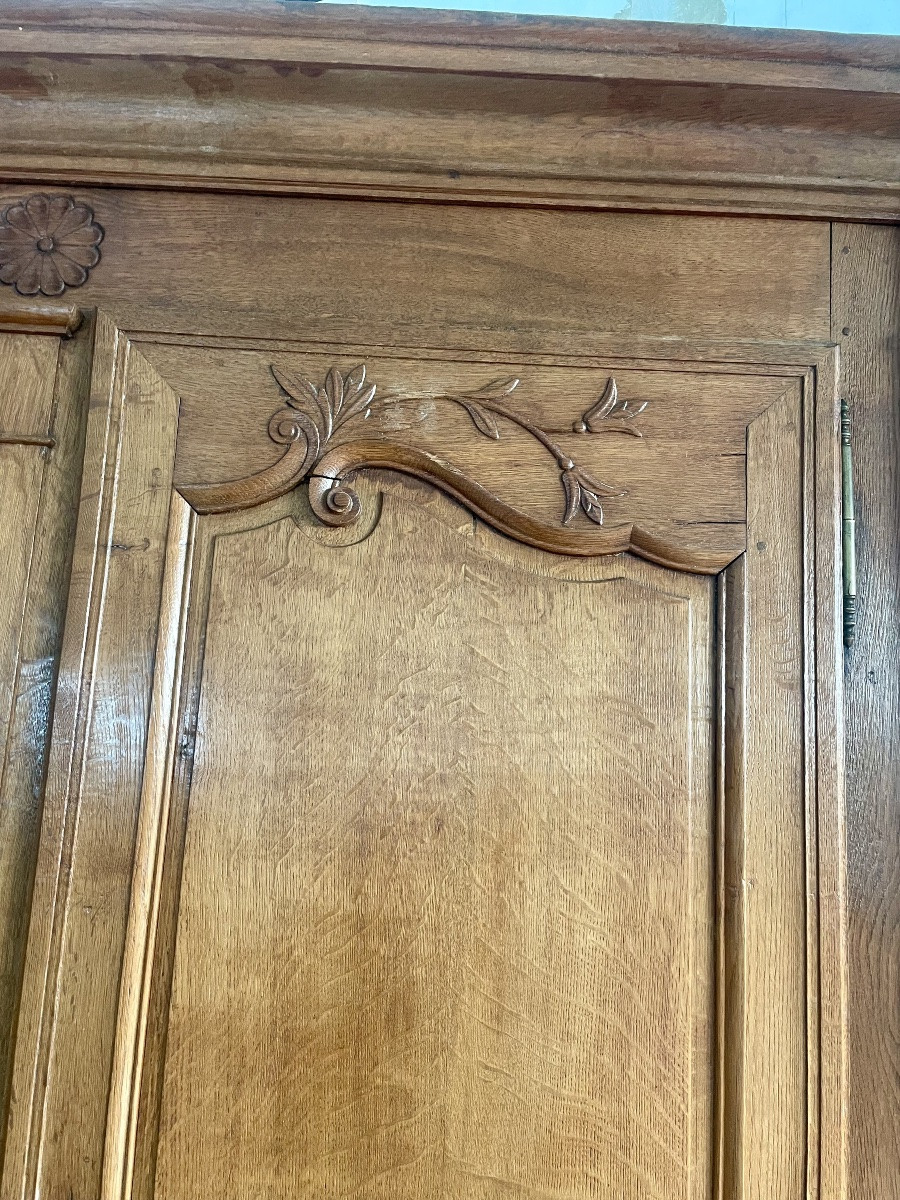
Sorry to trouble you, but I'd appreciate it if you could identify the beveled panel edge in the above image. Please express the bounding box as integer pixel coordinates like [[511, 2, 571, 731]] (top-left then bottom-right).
[[729, 387, 811, 1198], [720, 351, 847, 1200], [102, 490, 196, 1200], [134, 328, 840, 367], [808, 347, 849, 1200], [0, 315, 178, 1200]]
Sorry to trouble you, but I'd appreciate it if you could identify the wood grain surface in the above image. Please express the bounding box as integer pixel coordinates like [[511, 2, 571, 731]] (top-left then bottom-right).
[[0, 307, 81, 338], [833, 224, 900, 1200], [153, 341, 794, 571], [0, 8, 890, 1193], [2, 0, 896, 72], [0, 337, 57, 1146], [0, 318, 846, 1200], [0, 335, 57, 439], [0, 319, 90, 1169], [739, 392, 809, 1200], [0, 189, 834, 347], [0, 3, 896, 218], [153, 492, 715, 1200], [0, 320, 183, 1200]]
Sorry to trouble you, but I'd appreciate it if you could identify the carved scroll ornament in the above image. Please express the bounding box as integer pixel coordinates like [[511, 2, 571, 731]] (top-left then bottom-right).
[[180, 364, 649, 553]]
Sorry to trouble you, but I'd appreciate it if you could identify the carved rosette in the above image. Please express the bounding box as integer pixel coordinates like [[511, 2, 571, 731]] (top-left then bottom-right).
[[0, 194, 103, 296]]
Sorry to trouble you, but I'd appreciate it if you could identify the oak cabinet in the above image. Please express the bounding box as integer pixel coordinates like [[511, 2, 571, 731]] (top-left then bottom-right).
[[0, 6, 898, 1200], [1, 269, 844, 1200]]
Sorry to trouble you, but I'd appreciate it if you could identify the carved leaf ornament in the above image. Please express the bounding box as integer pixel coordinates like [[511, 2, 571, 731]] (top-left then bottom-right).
[[268, 364, 647, 528], [179, 361, 650, 559]]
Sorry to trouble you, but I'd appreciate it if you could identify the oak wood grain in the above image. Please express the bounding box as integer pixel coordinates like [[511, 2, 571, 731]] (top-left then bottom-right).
[[0, 335, 57, 438], [833, 224, 900, 1200], [1, 319, 182, 1200], [1, 319, 847, 1200], [164, 345, 793, 573], [104, 491, 195, 1200], [151, 491, 715, 1200], [810, 338, 847, 1200], [734, 389, 808, 1200], [0, 321, 90, 1168], [2, 0, 896, 73], [0, 444, 49, 1133], [0, 9, 879, 1193], [0, 307, 81, 338], [0, 189, 832, 348], [0, 4, 896, 218]]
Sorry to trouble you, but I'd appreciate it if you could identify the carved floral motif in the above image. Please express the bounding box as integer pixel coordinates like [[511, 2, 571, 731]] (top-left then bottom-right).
[[0, 194, 103, 296], [269, 364, 646, 529]]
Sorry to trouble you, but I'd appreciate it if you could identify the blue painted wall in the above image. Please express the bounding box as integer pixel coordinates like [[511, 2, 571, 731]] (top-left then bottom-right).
[[326, 0, 900, 35]]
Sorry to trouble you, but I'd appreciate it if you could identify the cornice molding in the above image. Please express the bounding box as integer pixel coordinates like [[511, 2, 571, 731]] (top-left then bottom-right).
[[0, 1, 897, 220], [1, 1, 897, 76]]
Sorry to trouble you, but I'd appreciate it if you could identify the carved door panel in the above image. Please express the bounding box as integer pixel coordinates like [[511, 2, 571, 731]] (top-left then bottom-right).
[[3, 312, 845, 1200]]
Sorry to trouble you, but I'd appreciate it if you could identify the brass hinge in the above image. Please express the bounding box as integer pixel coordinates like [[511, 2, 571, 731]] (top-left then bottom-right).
[[841, 400, 857, 648]]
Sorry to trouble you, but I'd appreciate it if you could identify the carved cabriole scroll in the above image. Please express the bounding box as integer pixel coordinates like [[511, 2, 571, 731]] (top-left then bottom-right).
[[305, 442, 714, 572], [179, 361, 740, 573], [166, 345, 819, 574], [148, 337, 834, 574]]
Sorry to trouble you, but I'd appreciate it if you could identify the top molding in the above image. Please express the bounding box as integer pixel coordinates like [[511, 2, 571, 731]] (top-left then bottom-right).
[[1, 0, 897, 80], [0, 0, 898, 220]]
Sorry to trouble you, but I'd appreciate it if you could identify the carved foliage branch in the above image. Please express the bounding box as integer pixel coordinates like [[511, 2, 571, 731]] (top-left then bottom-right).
[[268, 364, 647, 529]]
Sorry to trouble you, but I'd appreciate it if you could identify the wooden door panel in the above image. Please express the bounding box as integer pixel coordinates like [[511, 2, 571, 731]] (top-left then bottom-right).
[[2, 312, 845, 1200], [154, 499, 714, 1200]]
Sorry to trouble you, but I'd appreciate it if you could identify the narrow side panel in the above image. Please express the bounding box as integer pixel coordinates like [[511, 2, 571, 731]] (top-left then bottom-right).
[[0, 320, 92, 1165], [832, 223, 900, 1200], [2, 323, 183, 1200], [729, 388, 809, 1200]]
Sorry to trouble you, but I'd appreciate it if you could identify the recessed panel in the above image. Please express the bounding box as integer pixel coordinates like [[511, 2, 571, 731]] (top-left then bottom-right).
[[154, 491, 715, 1200]]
